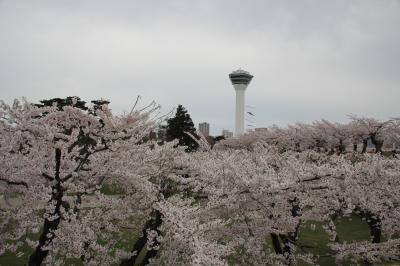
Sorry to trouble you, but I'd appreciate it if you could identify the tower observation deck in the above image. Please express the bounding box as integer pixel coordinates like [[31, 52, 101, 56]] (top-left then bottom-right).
[[229, 69, 253, 136], [229, 69, 253, 85]]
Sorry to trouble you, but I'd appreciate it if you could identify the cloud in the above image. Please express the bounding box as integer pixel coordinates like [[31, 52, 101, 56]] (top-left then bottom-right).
[[0, 0, 399, 135]]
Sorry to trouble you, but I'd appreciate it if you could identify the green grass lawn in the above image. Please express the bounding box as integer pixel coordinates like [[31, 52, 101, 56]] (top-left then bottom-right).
[[0, 231, 41, 266], [296, 214, 371, 266]]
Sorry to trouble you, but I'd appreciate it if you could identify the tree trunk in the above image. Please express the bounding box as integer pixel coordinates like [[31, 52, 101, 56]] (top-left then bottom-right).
[[279, 229, 299, 265], [28, 149, 63, 266], [375, 141, 383, 154], [370, 135, 383, 154], [120, 210, 162, 266], [337, 140, 346, 154], [270, 233, 283, 254], [362, 139, 368, 153], [316, 140, 321, 153], [295, 142, 300, 152], [366, 215, 381, 243], [353, 143, 357, 152], [360, 212, 381, 266], [276, 199, 301, 265]]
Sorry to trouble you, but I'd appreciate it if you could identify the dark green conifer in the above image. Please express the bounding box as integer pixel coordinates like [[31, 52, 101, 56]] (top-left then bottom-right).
[[164, 105, 199, 152]]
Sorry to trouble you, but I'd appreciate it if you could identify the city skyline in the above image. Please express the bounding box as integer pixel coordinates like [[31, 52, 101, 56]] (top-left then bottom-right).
[[1, 1, 400, 136]]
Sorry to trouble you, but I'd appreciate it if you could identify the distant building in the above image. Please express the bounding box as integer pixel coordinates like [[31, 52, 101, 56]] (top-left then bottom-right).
[[198, 122, 210, 136], [156, 126, 166, 140], [222, 129, 233, 138]]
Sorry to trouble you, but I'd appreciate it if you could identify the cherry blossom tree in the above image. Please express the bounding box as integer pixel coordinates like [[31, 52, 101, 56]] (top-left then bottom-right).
[[236, 117, 400, 155], [348, 115, 398, 154], [158, 132, 400, 265], [331, 154, 400, 264], [2, 99, 399, 265], [0, 98, 178, 265]]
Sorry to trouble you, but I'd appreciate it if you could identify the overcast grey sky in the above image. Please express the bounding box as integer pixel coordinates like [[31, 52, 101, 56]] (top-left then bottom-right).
[[1, 0, 399, 135]]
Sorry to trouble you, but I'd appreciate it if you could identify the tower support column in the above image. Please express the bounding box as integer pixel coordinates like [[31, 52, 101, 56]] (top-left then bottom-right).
[[235, 88, 245, 136]]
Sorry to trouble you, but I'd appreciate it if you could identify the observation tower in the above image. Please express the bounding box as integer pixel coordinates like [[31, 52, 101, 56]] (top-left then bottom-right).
[[229, 69, 253, 136]]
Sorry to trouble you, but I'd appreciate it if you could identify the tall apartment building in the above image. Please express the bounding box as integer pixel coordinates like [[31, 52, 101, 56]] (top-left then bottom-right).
[[198, 122, 210, 136]]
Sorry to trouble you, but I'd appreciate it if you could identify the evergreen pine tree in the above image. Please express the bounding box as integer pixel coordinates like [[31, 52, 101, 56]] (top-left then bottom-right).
[[34, 97, 110, 114], [34, 96, 88, 111], [34, 97, 110, 150], [164, 105, 199, 152], [90, 99, 110, 115]]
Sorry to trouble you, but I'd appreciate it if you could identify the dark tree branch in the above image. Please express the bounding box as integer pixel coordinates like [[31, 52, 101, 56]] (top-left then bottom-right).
[[41, 173, 54, 181], [0, 177, 28, 188]]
